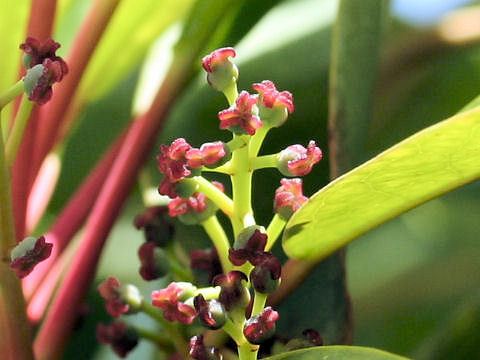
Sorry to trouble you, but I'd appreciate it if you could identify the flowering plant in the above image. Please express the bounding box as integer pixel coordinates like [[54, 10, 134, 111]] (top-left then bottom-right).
[[1, 1, 480, 360]]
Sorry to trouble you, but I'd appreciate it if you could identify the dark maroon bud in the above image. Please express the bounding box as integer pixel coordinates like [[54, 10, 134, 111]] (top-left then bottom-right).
[[194, 294, 226, 330], [190, 248, 223, 286], [134, 206, 174, 246], [302, 329, 323, 346], [229, 227, 267, 266], [10, 235, 52, 278], [250, 253, 281, 294], [97, 322, 139, 358], [212, 271, 250, 312], [285, 329, 324, 350], [189, 335, 223, 360], [138, 242, 170, 281], [243, 307, 279, 345]]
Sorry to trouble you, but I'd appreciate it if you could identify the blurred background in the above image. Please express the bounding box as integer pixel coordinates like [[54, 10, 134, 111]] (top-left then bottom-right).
[[18, 0, 480, 358]]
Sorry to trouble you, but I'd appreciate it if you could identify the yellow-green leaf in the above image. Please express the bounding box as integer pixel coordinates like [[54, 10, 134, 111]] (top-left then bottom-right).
[[283, 106, 480, 261]]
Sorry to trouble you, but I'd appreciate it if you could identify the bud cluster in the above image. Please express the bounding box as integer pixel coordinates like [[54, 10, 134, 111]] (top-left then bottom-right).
[[96, 46, 324, 359]]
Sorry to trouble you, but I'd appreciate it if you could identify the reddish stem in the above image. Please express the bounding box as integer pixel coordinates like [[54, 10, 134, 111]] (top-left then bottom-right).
[[22, 131, 125, 300], [12, 0, 57, 240], [33, 58, 189, 360], [33, 0, 120, 182]]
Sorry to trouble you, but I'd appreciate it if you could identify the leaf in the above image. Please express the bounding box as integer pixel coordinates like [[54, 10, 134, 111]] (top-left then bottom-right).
[[264, 346, 409, 360], [0, 0, 29, 120], [75, 0, 194, 102], [283, 105, 480, 261]]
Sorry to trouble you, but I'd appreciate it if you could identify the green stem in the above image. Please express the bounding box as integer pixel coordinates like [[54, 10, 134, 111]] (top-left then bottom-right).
[[230, 135, 254, 236], [193, 286, 221, 300], [0, 124, 16, 259], [250, 154, 278, 171], [140, 301, 188, 357], [222, 319, 247, 345], [251, 292, 268, 317], [201, 216, 232, 272], [265, 214, 286, 251], [223, 83, 238, 107], [0, 80, 24, 109], [5, 96, 34, 167], [227, 134, 249, 152], [249, 125, 270, 157], [185, 176, 234, 216], [238, 343, 258, 360], [0, 118, 33, 359]]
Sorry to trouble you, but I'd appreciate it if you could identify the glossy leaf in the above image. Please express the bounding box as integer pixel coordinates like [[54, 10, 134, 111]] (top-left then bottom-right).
[[283, 105, 480, 261], [264, 346, 409, 360]]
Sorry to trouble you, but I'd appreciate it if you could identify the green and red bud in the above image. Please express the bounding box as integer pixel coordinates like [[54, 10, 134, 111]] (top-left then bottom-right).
[[202, 47, 238, 95], [10, 235, 52, 279]]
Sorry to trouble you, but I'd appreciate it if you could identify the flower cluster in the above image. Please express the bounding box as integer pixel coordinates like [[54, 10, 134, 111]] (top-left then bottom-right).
[[97, 47, 324, 359]]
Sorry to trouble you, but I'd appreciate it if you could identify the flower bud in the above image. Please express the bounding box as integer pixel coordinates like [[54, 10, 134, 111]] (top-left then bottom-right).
[[138, 242, 170, 280], [10, 235, 52, 278], [189, 335, 223, 360], [277, 141, 322, 177], [193, 294, 226, 330], [217, 91, 261, 135], [229, 227, 267, 266], [134, 206, 174, 246], [274, 178, 308, 220], [152, 282, 198, 324], [98, 277, 141, 317], [250, 253, 281, 294], [97, 322, 139, 358], [213, 271, 250, 312], [252, 80, 294, 128], [202, 47, 238, 94], [244, 307, 279, 345], [190, 248, 223, 287]]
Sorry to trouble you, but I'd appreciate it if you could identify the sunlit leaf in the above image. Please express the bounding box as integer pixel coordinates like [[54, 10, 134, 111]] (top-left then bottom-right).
[[0, 0, 28, 120], [264, 346, 409, 360], [76, 0, 193, 102], [283, 105, 480, 261]]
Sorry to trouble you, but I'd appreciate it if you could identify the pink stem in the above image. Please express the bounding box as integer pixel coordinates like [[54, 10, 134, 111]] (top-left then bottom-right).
[[33, 0, 120, 185], [23, 132, 125, 300], [33, 58, 188, 360]]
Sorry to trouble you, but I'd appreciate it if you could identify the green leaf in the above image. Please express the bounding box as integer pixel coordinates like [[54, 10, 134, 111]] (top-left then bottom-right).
[[283, 105, 480, 261], [264, 346, 409, 360], [76, 0, 194, 102]]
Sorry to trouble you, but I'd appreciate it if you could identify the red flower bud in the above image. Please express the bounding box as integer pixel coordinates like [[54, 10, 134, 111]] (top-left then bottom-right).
[[190, 247, 223, 286], [20, 37, 68, 75], [202, 47, 238, 93], [134, 206, 174, 246], [274, 178, 308, 220], [186, 142, 228, 168], [97, 322, 138, 358], [213, 271, 250, 312], [194, 294, 226, 330], [244, 307, 279, 345], [98, 277, 130, 318], [229, 228, 267, 266], [218, 91, 261, 135], [250, 253, 281, 294], [157, 138, 192, 183], [189, 335, 223, 360], [151, 282, 197, 324], [277, 141, 322, 176], [138, 242, 170, 281], [253, 80, 293, 127], [10, 235, 52, 278]]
